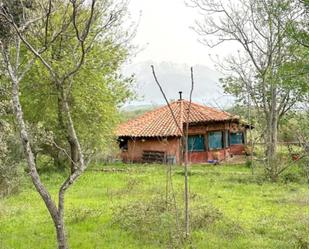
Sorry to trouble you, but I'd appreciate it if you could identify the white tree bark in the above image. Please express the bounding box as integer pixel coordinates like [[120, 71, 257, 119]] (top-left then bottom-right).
[[1, 46, 67, 248]]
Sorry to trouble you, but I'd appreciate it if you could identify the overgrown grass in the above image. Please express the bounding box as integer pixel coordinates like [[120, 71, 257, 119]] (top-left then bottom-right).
[[0, 163, 309, 248]]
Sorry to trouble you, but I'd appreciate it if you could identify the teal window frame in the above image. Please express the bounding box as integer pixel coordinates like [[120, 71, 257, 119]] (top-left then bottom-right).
[[188, 135, 205, 152], [230, 132, 244, 145], [208, 131, 223, 150]]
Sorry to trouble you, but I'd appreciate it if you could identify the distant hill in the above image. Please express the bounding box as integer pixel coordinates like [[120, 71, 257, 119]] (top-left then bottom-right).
[[120, 105, 156, 121], [123, 61, 234, 109]]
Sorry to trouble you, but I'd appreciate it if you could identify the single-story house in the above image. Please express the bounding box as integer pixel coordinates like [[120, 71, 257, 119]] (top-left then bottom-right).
[[116, 97, 250, 164]]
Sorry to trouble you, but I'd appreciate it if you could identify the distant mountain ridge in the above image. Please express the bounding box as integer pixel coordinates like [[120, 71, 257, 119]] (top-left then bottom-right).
[[123, 61, 233, 109]]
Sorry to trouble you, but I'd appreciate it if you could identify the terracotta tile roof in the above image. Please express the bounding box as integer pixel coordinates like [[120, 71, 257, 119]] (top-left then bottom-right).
[[116, 100, 238, 137]]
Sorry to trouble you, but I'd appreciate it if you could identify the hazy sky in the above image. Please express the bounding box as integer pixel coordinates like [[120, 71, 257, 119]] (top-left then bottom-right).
[[128, 0, 231, 68], [124, 0, 236, 107]]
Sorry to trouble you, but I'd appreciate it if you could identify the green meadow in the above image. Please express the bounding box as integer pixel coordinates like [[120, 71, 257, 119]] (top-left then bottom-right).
[[1, 164, 309, 249]]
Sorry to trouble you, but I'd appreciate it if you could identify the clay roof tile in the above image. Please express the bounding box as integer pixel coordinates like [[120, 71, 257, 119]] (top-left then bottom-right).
[[116, 100, 238, 137]]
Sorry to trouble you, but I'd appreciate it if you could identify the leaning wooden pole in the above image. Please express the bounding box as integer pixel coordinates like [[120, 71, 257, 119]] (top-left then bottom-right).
[[246, 81, 254, 175], [183, 67, 194, 238], [151, 65, 182, 239], [151, 65, 194, 239]]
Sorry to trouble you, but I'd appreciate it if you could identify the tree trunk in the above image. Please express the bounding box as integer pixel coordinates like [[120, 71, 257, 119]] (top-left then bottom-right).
[[183, 136, 189, 238], [56, 190, 68, 249], [55, 220, 68, 249], [69, 139, 79, 174], [270, 111, 278, 180], [266, 85, 279, 181], [5, 52, 68, 249], [56, 84, 79, 174]]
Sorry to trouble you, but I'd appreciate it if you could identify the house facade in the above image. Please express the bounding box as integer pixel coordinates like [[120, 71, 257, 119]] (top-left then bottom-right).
[[116, 99, 249, 164]]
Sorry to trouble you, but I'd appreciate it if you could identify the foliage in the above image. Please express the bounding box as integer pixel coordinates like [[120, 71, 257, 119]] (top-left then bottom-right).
[[112, 196, 180, 247], [1, 163, 309, 248], [20, 40, 134, 164], [0, 1, 136, 248], [112, 195, 222, 247], [0, 81, 24, 197], [280, 109, 309, 184], [0, 126, 21, 197], [12, 3, 134, 170], [0, 119, 24, 197], [0, 0, 136, 171], [0, 0, 33, 39], [192, 0, 309, 180]]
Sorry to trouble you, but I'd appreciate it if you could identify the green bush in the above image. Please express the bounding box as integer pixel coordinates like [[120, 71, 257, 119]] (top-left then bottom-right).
[[112, 195, 223, 248], [0, 120, 25, 197], [0, 162, 24, 197], [281, 171, 303, 184], [245, 160, 252, 168], [112, 196, 176, 246], [293, 223, 309, 249], [67, 207, 103, 224], [280, 163, 305, 184], [190, 204, 223, 230]]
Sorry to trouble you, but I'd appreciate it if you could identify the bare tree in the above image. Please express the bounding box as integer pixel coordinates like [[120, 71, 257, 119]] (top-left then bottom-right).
[[151, 65, 194, 239], [0, 0, 129, 248], [190, 0, 308, 180]]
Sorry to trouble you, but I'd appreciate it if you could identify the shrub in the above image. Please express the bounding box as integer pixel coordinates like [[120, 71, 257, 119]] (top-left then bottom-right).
[[0, 162, 23, 197], [262, 152, 300, 182], [245, 159, 252, 168], [278, 162, 305, 184], [112, 196, 174, 246], [216, 219, 244, 239], [298, 156, 309, 185], [296, 237, 309, 249], [281, 171, 303, 184], [0, 119, 24, 197], [190, 204, 223, 230], [293, 223, 309, 249], [67, 207, 103, 224], [112, 195, 223, 248]]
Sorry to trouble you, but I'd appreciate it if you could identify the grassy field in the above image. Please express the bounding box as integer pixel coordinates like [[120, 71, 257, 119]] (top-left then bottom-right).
[[1, 163, 309, 249]]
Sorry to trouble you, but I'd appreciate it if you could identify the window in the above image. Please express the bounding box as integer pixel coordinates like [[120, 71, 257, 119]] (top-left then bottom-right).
[[188, 135, 205, 152], [208, 131, 223, 150], [230, 132, 244, 145]]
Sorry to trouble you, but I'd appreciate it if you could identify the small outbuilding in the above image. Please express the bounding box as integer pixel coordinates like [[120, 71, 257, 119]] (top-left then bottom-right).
[[116, 97, 250, 164]]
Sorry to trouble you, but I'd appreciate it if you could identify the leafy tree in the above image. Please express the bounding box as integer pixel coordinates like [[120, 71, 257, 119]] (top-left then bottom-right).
[[191, 0, 309, 180], [0, 0, 133, 248], [20, 39, 134, 170]]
